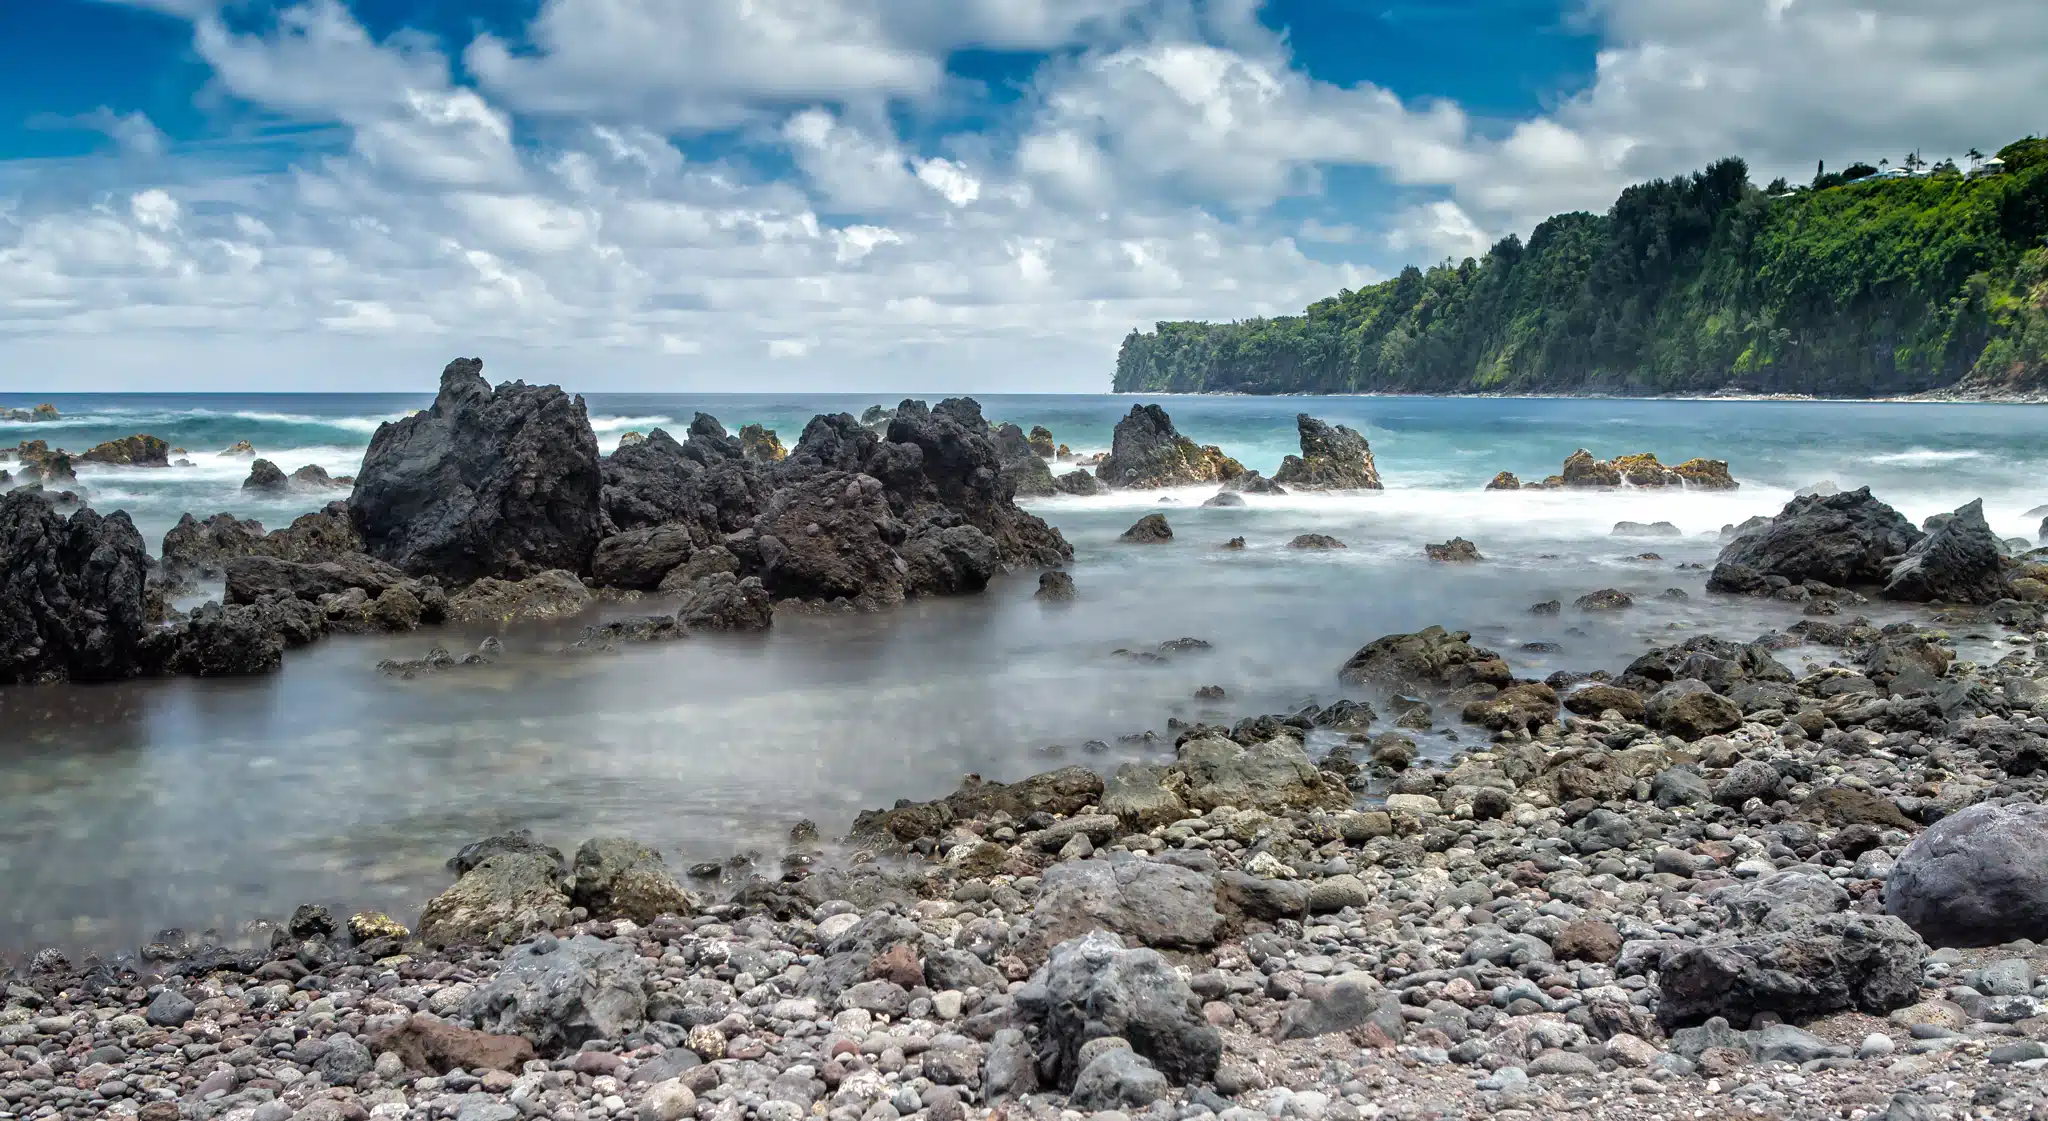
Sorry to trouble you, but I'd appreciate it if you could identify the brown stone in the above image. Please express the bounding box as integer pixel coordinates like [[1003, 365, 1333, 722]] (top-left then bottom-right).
[[1553, 919, 1623, 963], [368, 1012, 537, 1073], [869, 942, 926, 988]]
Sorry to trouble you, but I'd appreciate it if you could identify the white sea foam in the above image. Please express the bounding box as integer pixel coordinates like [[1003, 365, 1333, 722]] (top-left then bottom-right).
[[1866, 448, 1987, 465], [589, 414, 675, 435]]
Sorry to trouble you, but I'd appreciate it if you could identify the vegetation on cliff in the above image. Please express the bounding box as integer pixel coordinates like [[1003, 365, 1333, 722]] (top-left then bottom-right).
[[1115, 139, 2048, 397]]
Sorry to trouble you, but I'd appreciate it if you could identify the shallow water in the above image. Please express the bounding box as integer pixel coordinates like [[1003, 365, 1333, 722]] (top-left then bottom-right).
[[0, 393, 2040, 954]]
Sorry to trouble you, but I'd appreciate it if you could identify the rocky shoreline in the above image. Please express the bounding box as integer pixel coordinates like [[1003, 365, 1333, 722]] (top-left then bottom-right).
[[9, 374, 2048, 1121]]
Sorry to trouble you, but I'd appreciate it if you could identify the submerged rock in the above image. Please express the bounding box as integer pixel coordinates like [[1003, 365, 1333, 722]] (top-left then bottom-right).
[[996, 423, 1057, 497], [569, 837, 694, 923], [241, 458, 289, 493], [1054, 469, 1103, 496], [418, 850, 574, 948], [1426, 537, 1481, 562]]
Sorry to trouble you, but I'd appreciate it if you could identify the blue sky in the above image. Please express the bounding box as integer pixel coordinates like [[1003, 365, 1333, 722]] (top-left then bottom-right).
[[2, 0, 2043, 391]]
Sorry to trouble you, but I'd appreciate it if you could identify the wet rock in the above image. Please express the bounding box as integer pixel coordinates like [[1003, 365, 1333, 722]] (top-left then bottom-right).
[[1096, 405, 1243, 489], [1646, 680, 1743, 740], [1201, 491, 1245, 508], [464, 934, 650, 1054], [1054, 469, 1103, 496], [160, 512, 267, 581], [1100, 763, 1188, 830], [591, 525, 697, 589], [1289, 533, 1345, 549], [241, 458, 289, 493], [1016, 930, 1222, 1087], [1120, 513, 1173, 543], [1026, 859, 1222, 955], [352, 357, 603, 581], [289, 464, 348, 489], [1625, 635, 1793, 694], [1485, 471, 1521, 491], [418, 851, 575, 948], [0, 492, 149, 685], [1554, 920, 1623, 963], [1035, 570, 1077, 601], [1337, 626, 1512, 693], [996, 423, 1057, 497], [145, 988, 196, 1027], [1271, 414, 1382, 490], [676, 572, 773, 631], [446, 570, 592, 623], [1562, 683, 1646, 721], [1882, 499, 2010, 604], [1425, 537, 1481, 562], [1573, 588, 1634, 611], [77, 434, 169, 467], [1557, 450, 1736, 489], [1886, 801, 2048, 946], [1613, 520, 1681, 537], [1026, 425, 1056, 458], [1462, 683, 1559, 732], [570, 836, 693, 923], [1172, 732, 1352, 813], [1709, 487, 1922, 592]]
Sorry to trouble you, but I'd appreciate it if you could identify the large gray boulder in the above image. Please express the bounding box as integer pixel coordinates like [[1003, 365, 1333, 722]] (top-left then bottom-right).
[[1646, 680, 1743, 740], [463, 934, 650, 1054], [1887, 801, 2048, 947], [569, 836, 693, 924], [1882, 499, 2010, 604], [350, 358, 603, 582], [1014, 931, 1221, 1088], [418, 851, 574, 948], [0, 492, 150, 685], [1025, 859, 1222, 956], [1271, 414, 1381, 491], [1708, 487, 1921, 592]]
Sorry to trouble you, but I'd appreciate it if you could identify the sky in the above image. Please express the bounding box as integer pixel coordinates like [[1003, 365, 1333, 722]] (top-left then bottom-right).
[[2, 0, 2045, 392]]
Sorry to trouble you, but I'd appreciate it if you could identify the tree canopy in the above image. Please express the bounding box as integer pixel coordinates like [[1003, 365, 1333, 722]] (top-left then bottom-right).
[[1115, 139, 2048, 397]]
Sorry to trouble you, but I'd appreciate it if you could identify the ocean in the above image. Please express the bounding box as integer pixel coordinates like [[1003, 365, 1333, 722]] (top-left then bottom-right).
[[0, 391, 2042, 953]]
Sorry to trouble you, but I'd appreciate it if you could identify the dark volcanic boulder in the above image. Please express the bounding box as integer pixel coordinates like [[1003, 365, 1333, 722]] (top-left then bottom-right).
[[598, 422, 764, 541], [224, 553, 409, 606], [1645, 680, 1743, 740], [241, 458, 289, 492], [161, 512, 267, 581], [676, 572, 773, 631], [1095, 405, 1242, 489], [1425, 537, 1480, 562], [146, 601, 290, 676], [255, 502, 366, 564], [1886, 801, 2048, 947], [996, 423, 1056, 497], [14, 442, 77, 486], [1271, 414, 1381, 490], [879, 398, 1071, 569], [590, 525, 695, 589], [1337, 626, 1511, 693], [0, 491, 150, 684], [1882, 499, 2009, 604], [1121, 514, 1173, 543], [1709, 488, 1922, 592], [1624, 635, 1793, 694], [351, 358, 602, 581], [1027, 425, 1057, 458], [1055, 469, 1103, 496], [77, 434, 169, 467], [1655, 911, 1925, 1029]]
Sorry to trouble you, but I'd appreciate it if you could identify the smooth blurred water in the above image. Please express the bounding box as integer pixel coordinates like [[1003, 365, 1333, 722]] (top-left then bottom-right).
[[0, 392, 2041, 954]]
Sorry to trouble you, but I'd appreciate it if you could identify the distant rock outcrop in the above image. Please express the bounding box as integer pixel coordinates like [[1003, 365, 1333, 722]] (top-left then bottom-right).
[[77, 434, 170, 467], [1095, 405, 1243, 489]]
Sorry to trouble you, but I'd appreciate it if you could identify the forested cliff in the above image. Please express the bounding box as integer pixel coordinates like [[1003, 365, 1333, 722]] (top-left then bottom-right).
[[1115, 139, 2048, 397]]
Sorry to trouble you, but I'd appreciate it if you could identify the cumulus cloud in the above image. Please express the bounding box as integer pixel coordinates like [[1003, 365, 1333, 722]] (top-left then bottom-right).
[[29, 107, 168, 157], [13, 0, 2048, 390]]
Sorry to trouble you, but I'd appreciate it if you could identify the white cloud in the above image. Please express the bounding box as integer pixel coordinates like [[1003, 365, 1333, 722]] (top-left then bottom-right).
[[32, 107, 169, 157], [12, 0, 2048, 390]]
